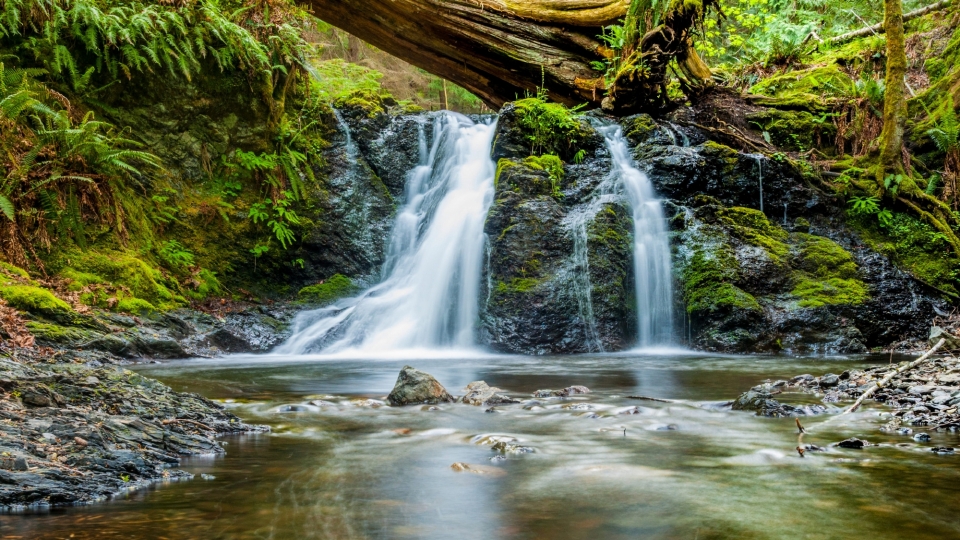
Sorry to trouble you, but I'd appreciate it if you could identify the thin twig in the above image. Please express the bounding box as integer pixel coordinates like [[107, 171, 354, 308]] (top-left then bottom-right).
[[843, 338, 946, 414]]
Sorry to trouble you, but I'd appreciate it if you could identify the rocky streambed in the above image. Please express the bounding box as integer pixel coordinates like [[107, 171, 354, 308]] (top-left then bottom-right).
[[0, 347, 267, 509]]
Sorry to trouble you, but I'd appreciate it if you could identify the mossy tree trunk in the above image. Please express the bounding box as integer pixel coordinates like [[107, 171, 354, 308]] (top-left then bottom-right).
[[310, 0, 713, 113], [878, 0, 907, 182]]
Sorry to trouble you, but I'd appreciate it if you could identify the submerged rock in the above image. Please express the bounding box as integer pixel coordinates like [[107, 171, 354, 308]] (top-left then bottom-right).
[[533, 385, 590, 398], [386, 366, 455, 406], [731, 388, 826, 417], [460, 381, 520, 406]]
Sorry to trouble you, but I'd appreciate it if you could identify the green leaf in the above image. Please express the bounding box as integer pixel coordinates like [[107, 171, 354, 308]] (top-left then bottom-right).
[[0, 194, 14, 221]]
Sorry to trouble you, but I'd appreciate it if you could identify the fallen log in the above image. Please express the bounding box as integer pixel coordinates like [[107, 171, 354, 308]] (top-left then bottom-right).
[[310, 0, 716, 113], [842, 338, 946, 414], [828, 0, 953, 45]]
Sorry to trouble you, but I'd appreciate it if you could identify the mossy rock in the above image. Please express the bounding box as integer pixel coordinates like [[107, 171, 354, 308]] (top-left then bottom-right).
[[116, 297, 158, 315], [512, 97, 590, 160], [495, 158, 560, 198], [298, 274, 358, 305], [25, 321, 95, 346], [793, 233, 858, 279], [791, 277, 870, 308], [621, 114, 659, 145], [717, 207, 790, 262], [0, 284, 73, 317], [68, 251, 185, 309], [334, 89, 396, 118], [494, 277, 542, 295], [748, 65, 852, 108], [0, 261, 31, 281], [746, 109, 836, 152], [682, 249, 761, 314]]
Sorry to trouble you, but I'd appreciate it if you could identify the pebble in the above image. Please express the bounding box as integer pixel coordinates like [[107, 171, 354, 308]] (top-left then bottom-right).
[[656, 424, 679, 431], [913, 433, 932, 442], [896, 428, 913, 435], [200, 474, 216, 480], [819, 374, 840, 388], [931, 447, 955, 454]]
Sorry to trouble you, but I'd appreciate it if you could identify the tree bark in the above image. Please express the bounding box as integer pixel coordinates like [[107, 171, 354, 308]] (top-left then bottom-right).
[[878, 0, 908, 181], [309, 0, 712, 112]]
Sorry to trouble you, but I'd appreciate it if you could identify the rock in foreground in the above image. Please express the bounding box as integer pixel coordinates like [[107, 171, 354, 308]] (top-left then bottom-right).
[[460, 381, 520, 406], [386, 366, 455, 406], [0, 348, 266, 509]]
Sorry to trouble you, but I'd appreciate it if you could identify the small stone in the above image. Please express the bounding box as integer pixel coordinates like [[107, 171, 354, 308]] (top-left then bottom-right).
[[200, 474, 216, 480], [819, 374, 840, 388], [84, 376, 100, 386], [837, 438, 866, 449], [909, 386, 936, 395], [308, 400, 338, 408], [532, 386, 590, 398], [421, 405, 441, 412], [790, 374, 815, 384], [896, 427, 913, 435], [74, 437, 88, 446], [491, 441, 534, 454], [932, 447, 955, 455], [489, 455, 507, 463], [41, 433, 57, 442], [913, 433, 932, 442], [13, 457, 27, 471], [277, 405, 308, 412], [656, 424, 679, 431]]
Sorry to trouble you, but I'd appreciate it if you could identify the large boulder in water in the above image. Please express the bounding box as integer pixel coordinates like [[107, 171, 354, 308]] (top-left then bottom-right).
[[387, 366, 455, 406]]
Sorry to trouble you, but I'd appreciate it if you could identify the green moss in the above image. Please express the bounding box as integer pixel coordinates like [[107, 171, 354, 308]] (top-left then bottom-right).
[[791, 277, 869, 308], [25, 321, 93, 345], [333, 88, 392, 118], [495, 277, 541, 294], [682, 249, 760, 313], [745, 109, 837, 151], [184, 268, 221, 301], [701, 141, 740, 173], [793, 233, 858, 279], [59, 268, 106, 292], [749, 65, 853, 106], [0, 261, 30, 280], [116, 297, 157, 315], [523, 154, 564, 197], [847, 211, 960, 296], [0, 284, 72, 315], [298, 274, 358, 305], [717, 207, 790, 261], [495, 158, 518, 188], [69, 251, 184, 308], [622, 114, 658, 144]]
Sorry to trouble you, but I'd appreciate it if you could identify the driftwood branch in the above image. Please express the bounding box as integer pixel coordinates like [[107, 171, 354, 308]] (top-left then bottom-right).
[[842, 338, 946, 414], [828, 0, 953, 45]]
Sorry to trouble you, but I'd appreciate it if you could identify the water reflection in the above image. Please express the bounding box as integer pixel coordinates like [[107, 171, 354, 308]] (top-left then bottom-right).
[[6, 353, 960, 539]]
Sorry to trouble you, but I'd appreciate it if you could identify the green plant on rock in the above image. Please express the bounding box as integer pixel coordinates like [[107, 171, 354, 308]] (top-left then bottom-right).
[[158, 240, 195, 270], [513, 90, 586, 159], [297, 273, 358, 305], [926, 97, 960, 209]]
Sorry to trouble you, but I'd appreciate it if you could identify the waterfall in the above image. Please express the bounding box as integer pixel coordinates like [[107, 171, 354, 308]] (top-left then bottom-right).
[[277, 113, 497, 354], [599, 125, 675, 347]]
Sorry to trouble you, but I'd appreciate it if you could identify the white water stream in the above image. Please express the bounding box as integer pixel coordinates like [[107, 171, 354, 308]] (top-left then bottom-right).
[[277, 113, 496, 354], [599, 125, 675, 347]]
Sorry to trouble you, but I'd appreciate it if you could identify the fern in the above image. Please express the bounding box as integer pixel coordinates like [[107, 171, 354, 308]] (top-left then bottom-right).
[[0, 194, 14, 221]]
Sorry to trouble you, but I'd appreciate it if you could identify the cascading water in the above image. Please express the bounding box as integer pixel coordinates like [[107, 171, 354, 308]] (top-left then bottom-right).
[[598, 125, 675, 347], [277, 113, 497, 354]]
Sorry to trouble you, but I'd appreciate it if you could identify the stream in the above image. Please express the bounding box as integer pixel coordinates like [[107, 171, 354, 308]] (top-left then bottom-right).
[[6, 351, 960, 539]]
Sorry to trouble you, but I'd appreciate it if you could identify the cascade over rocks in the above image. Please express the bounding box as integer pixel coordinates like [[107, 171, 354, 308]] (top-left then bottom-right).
[[480, 106, 637, 354]]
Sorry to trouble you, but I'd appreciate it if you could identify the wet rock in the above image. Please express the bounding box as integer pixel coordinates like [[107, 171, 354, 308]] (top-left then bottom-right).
[[656, 424, 680, 431], [200, 474, 216, 480], [386, 366, 455, 406], [932, 447, 955, 454], [909, 386, 935, 395], [819, 374, 840, 388], [731, 389, 824, 417], [491, 441, 535, 454], [837, 438, 867, 449], [790, 374, 815, 384], [0, 347, 266, 509], [460, 381, 520, 406], [450, 462, 507, 476], [533, 386, 591, 398], [308, 400, 338, 408], [929, 326, 960, 350], [913, 433, 932, 442]]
